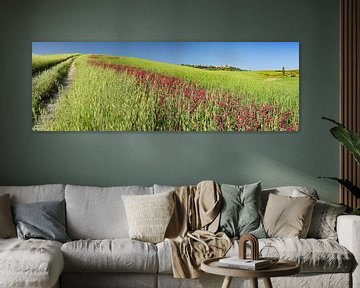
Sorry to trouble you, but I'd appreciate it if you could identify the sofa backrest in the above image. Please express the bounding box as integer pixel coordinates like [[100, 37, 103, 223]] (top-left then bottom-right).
[[0, 184, 320, 240], [154, 184, 320, 211], [153, 184, 176, 194], [0, 184, 65, 204], [65, 184, 154, 240]]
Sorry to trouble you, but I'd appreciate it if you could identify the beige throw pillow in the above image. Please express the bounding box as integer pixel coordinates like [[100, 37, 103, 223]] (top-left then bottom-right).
[[122, 191, 175, 243], [0, 194, 16, 238], [263, 193, 316, 238]]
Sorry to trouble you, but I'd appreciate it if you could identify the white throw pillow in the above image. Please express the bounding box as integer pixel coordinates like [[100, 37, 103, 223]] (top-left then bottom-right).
[[122, 191, 175, 243]]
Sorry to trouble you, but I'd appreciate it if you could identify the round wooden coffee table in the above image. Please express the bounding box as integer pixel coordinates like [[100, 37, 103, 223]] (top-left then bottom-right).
[[201, 257, 300, 288]]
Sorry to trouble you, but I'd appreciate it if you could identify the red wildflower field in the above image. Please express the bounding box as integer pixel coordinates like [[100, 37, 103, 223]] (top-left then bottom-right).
[[89, 57, 297, 131]]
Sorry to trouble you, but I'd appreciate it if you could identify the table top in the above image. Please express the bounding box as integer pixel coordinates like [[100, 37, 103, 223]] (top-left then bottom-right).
[[201, 257, 300, 278]]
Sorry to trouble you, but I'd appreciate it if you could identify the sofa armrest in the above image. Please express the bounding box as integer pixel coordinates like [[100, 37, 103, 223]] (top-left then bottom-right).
[[337, 215, 360, 288]]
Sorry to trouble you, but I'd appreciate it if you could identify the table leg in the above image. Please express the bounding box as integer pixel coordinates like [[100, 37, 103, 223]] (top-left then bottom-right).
[[221, 276, 233, 288], [263, 277, 273, 288], [251, 278, 258, 288]]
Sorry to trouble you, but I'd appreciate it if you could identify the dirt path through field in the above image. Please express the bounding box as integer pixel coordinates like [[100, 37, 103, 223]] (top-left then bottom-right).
[[47, 61, 76, 110], [35, 60, 76, 129]]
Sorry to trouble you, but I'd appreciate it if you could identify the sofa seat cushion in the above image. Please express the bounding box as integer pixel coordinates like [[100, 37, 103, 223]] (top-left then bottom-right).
[[231, 238, 354, 273], [0, 238, 64, 288], [61, 239, 158, 273], [157, 238, 353, 274]]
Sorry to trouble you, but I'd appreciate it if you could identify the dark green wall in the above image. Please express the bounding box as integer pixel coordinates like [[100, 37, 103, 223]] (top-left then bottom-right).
[[0, 0, 340, 202]]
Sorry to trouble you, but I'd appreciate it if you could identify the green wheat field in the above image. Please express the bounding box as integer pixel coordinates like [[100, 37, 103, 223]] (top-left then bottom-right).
[[32, 53, 299, 131]]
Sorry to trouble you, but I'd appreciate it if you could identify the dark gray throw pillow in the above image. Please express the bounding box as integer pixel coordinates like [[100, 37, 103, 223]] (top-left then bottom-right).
[[218, 182, 266, 238], [12, 200, 70, 243]]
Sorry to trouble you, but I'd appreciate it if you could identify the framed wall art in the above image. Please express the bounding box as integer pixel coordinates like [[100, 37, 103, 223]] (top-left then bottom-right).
[[32, 42, 299, 132]]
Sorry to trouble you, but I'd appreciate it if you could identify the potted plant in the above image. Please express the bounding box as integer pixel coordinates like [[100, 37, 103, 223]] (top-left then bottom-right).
[[320, 117, 360, 215]]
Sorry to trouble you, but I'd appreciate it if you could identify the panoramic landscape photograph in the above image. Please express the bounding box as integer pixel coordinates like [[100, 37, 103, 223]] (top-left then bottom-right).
[[32, 42, 299, 131]]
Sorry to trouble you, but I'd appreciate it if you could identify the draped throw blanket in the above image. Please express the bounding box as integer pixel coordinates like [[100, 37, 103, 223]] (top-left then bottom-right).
[[165, 180, 231, 278]]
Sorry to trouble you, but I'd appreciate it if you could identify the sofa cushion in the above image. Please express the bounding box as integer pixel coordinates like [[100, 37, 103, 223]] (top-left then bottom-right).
[[0, 194, 16, 238], [235, 238, 353, 273], [122, 191, 175, 243], [263, 194, 316, 238], [61, 239, 158, 273], [261, 238, 354, 273], [0, 184, 65, 204], [218, 182, 266, 238], [157, 238, 353, 274], [65, 185, 153, 239], [261, 186, 319, 213], [307, 200, 347, 240], [0, 238, 64, 288], [153, 184, 176, 194], [156, 238, 354, 274], [12, 200, 70, 243], [156, 240, 173, 274]]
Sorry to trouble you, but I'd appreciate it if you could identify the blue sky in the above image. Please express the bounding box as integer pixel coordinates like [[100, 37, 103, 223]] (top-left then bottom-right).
[[32, 42, 299, 70]]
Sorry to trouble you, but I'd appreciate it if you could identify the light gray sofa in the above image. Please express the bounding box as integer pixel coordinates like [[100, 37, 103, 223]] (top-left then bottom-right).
[[0, 184, 359, 288]]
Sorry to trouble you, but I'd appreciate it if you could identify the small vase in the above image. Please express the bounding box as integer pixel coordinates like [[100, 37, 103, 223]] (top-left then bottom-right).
[[259, 245, 280, 264]]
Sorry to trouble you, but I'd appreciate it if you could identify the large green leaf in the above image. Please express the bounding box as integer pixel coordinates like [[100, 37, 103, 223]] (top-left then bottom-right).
[[331, 127, 360, 165], [351, 208, 360, 215], [323, 117, 360, 165], [318, 177, 360, 198]]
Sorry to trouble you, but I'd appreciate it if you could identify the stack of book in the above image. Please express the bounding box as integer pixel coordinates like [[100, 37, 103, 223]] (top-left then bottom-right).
[[218, 257, 271, 270]]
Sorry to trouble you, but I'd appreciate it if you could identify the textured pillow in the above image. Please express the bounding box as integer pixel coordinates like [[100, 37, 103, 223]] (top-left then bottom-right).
[[307, 200, 347, 240], [0, 194, 16, 238], [12, 200, 70, 243], [122, 191, 175, 243], [263, 193, 316, 238], [261, 186, 319, 213], [218, 182, 266, 238]]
